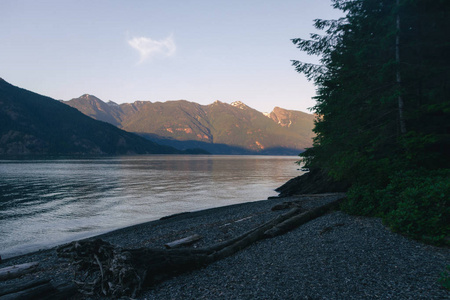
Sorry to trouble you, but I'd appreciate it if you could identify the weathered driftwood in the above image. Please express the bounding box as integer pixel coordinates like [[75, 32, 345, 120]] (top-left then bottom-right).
[[57, 196, 345, 298], [0, 279, 78, 300], [271, 201, 303, 211], [164, 234, 203, 249], [0, 262, 39, 281], [0, 281, 53, 300], [0, 278, 50, 297], [42, 281, 79, 300], [264, 198, 343, 237], [219, 216, 253, 228]]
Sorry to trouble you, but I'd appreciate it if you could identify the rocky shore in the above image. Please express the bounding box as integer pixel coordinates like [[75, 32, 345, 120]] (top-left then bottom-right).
[[1, 193, 449, 299]]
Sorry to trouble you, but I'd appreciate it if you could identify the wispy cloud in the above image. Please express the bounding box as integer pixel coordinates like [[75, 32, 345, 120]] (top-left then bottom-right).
[[128, 34, 176, 63]]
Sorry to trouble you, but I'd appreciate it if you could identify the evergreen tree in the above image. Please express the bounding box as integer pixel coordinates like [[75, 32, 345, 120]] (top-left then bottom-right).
[[292, 0, 449, 243]]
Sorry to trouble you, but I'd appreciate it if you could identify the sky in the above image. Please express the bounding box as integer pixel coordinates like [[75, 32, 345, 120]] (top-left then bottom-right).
[[0, 0, 343, 113]]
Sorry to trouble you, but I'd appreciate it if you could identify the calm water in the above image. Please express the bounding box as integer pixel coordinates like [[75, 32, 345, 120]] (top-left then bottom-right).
[[0, 155, 304, 258]]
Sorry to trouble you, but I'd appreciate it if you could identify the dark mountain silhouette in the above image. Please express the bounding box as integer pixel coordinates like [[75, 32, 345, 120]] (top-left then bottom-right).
[[65, 96, 315, 155], [0, 78, 189, 155]]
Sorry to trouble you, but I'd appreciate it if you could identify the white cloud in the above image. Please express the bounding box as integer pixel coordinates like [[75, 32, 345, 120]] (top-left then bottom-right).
[[128, 35, 176, 63]]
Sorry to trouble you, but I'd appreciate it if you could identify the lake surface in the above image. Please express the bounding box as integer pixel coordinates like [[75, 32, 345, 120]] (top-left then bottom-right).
[[0, 155, 304, 258]]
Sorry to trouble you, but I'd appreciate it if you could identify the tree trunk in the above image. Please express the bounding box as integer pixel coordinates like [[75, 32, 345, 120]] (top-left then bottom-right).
[[396, 0, 406, 134]]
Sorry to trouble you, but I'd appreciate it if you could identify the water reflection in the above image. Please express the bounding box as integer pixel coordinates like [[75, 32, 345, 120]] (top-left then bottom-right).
[[0, 155, 303, 258]]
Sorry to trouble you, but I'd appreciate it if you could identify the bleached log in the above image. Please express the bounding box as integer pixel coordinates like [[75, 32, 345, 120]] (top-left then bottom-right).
[[0, 262, 39, 281], [164, 234, 203, 249], [264, 197, 344, 237]]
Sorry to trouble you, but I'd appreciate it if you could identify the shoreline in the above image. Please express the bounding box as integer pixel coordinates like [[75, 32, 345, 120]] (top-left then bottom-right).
[[1, 193, 449, 299], [1, 195, 288, 262], [1, 194, 300, 262]]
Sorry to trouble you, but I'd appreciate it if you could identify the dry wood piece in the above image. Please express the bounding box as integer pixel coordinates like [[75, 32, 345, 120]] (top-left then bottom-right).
[[264, 198, 344, 237], [164, 234, 203, 249], [43, 281, 79, 300], [271, 201, 302, 211], [219, 216, 253, 228], [57, 195, 345, 298], [0, 279, 78, 300], [0, 262, 39, 281], [0, 281, 54, 300], [0, 278, 50, 297]]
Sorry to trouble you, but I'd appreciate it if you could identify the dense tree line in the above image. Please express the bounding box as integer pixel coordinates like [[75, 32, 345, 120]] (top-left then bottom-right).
[[293, 0, 449, 244]]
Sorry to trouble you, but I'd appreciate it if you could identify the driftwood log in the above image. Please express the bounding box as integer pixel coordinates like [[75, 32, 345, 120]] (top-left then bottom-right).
[[271, 200, 303, 211], [57, 196, 344, 298], [0, 279, 50, 297], [0, 278, 78, 300], [164, 234, 203, 249], [0, 262, 39, 281]]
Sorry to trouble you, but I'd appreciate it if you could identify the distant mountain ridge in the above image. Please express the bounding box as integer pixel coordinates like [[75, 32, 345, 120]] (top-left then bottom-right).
[[64, 95, 315, 155], [0, 79, 190, 156]]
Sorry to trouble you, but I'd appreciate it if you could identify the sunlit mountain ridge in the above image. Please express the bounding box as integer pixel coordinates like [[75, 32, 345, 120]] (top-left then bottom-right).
[[64, 95, 315, 155]]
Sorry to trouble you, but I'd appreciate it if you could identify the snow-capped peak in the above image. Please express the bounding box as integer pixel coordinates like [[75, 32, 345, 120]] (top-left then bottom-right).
[[231, 101, 247, 109]]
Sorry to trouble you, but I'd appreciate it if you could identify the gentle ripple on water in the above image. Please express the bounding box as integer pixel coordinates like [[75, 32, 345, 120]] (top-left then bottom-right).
[[0, 155, 305, 258]]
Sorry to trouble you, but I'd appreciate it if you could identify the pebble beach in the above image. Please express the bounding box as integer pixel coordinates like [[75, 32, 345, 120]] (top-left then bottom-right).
[[1, 193, 449, 299]]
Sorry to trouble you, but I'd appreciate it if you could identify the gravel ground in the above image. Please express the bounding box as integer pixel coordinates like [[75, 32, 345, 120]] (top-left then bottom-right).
[[143, 211, 450, 299], [1, 193, 449, 299]]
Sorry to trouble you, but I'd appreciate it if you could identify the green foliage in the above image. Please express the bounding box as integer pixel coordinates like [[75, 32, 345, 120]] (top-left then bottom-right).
[[440, 265, 450, 290], [382, 170, 450, 244], [341, 184, 382, 216], [295, 0, 450, 178], [342, 169, 450, 244]]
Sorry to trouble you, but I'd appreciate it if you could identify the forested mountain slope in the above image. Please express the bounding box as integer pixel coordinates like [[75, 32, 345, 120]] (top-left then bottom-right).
[[0, 79, 182, 155]]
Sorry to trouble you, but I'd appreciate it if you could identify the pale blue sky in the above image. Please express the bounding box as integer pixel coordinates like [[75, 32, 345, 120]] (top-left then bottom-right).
[[1, 0, 342, 113]]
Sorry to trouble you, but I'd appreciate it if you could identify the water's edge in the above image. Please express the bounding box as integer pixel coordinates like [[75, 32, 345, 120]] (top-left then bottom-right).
[[3, 195, 279, 261]]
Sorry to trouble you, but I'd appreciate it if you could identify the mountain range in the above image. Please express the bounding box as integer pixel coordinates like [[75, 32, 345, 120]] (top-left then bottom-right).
[[64, 95, 315, 155], [0, 79, 198, 156]]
